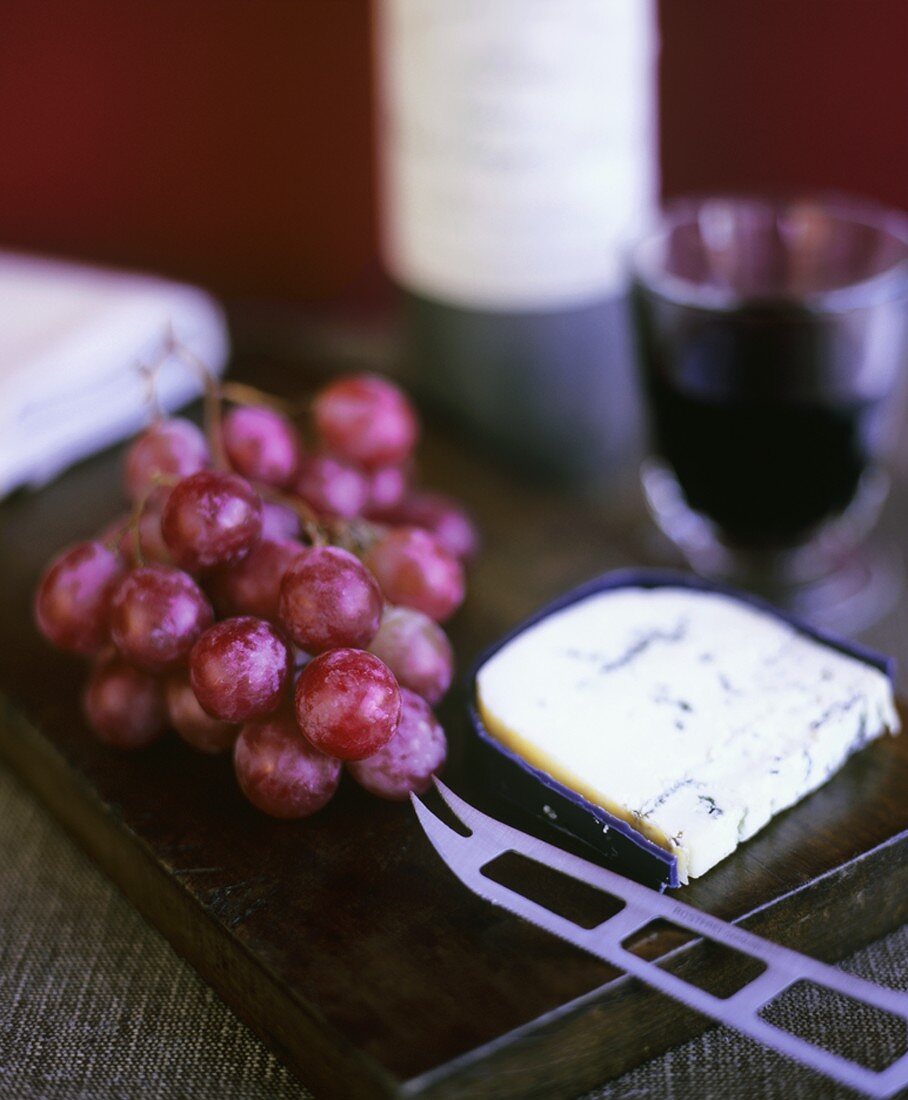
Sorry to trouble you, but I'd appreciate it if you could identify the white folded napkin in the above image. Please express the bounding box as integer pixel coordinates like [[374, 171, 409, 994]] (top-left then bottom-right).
[[0, 252, 229, 497]]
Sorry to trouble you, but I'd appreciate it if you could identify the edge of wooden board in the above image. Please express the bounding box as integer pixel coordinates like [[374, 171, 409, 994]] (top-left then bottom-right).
[[403, 830, 908, 1098], [0, 694, 398, 1100], [2, 691, 906, 1100]]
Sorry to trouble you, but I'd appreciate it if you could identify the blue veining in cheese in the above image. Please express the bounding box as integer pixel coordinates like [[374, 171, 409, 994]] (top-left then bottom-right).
[[475, 587, 899, 881]]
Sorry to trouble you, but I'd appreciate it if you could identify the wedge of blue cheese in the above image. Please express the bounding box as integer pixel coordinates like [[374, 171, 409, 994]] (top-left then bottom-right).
[[475, 587, 899, 882]]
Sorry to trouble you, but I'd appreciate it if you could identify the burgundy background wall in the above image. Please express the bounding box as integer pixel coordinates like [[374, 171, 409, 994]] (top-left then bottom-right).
[[0, 0, 905, 305]]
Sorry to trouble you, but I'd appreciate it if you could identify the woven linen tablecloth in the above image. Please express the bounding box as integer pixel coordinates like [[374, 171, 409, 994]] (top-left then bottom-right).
[[0, 759, 905, 1100]]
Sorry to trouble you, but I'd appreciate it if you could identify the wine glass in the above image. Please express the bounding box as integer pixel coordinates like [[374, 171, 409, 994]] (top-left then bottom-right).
[[630, 194, 908, 629]]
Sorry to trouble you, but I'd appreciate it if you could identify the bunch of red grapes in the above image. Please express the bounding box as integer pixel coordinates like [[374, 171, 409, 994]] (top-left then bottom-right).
[[33, 371, 478, 819]]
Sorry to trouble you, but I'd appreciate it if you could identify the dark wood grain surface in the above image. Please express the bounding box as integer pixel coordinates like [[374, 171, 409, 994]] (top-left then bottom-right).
[[1, 356, 906, 1099]]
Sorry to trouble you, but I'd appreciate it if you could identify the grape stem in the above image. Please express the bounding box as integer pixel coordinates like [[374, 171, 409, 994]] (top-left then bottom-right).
[[147, 327, 385, 559], [101, 527, 123, 555], [220, 381, 299, 417], [161, 327, 229, 471], [257, 485, 328, 548], [126, 490, 154, 566], [129, 499, 146, 566], [327, 516, 386, 558], [138, 362, 166, 422], [117, 476, 178, 565]]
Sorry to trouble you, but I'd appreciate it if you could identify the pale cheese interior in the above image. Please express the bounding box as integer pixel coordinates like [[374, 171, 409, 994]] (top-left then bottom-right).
[[476, 587, 899, 881]]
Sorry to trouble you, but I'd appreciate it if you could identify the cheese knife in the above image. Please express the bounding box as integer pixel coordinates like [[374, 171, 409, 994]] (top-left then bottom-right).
[[413, 779, 908, 1098]]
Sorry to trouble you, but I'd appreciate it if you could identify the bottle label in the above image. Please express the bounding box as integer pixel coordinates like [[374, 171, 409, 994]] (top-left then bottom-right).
[[376, 0, 658, 311]]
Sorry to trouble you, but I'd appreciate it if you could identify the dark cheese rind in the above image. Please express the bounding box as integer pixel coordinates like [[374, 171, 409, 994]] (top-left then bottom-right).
[[469, 699, 680, 889]]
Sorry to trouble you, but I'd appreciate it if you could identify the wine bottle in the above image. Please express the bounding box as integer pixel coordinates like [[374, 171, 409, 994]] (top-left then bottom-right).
[[374, 0, 659, 482]]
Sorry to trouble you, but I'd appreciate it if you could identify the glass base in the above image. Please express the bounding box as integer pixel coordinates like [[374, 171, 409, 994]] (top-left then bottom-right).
[[641, 459, 901, 634], [774, 541, 903, 635]]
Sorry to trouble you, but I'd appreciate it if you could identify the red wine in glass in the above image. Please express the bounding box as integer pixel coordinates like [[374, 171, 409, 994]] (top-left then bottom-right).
[[632, 196, 908, 627]]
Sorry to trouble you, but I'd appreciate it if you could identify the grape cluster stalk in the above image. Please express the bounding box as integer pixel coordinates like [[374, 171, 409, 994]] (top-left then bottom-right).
[[34, 356, 478, 818]]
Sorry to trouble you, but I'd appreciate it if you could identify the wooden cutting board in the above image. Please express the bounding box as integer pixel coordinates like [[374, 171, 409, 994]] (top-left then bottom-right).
[[1, 360, 906, 1099]]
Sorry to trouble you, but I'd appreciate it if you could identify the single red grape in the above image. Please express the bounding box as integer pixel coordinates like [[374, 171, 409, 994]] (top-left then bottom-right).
[[208, 537, 304, 621], [261, 500, 303, 541], [34, 541, 124, 656], [222, 405, 302, 489], [294, 454, 369, 519], [101, 509, 173, 567], [367, 605, 453, 704], [295, 648, 401, 761], [313, 374, 419, 468], [84, 653, 167, 749], [124, 418, 209, 504], [278, 546, 382, 654], [190, 616, 291, 722], [162, 470, 263, 572], [347, 688, 447, 800], [366, 527, 465, 623], [165, 673, 238, 754], [110, 565, 213, 672], [234, 709, 341, 819], [363, 464, 409, 518], [388, 490, 479, 563]]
